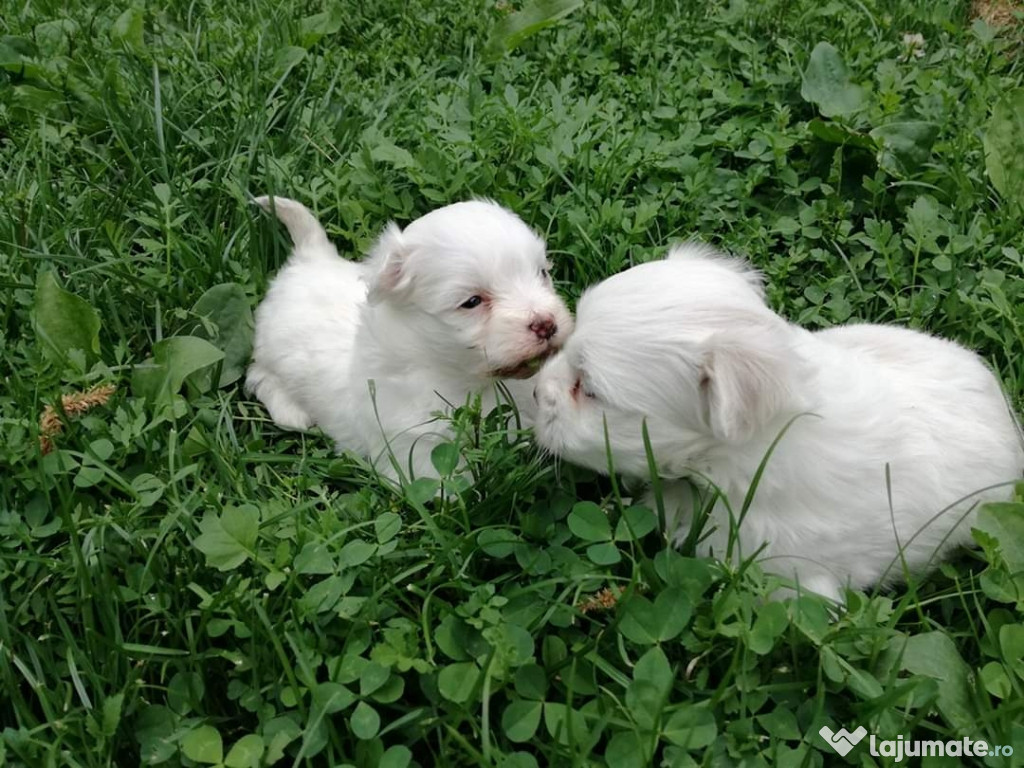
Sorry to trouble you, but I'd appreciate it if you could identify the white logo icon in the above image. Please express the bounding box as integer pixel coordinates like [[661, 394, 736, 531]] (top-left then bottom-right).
[[819, 725, 868, 756]]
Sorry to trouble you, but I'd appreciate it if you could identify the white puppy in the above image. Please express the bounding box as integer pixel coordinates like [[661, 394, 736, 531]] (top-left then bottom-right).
[[247, 196, 572, 480], [534, 245, 1023, 602]]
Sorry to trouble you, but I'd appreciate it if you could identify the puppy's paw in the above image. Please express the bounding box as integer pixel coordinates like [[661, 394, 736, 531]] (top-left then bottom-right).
[[246, 367, 315, 431]]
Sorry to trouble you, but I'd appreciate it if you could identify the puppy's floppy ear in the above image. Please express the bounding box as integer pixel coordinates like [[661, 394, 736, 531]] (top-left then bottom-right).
[[364, 222, 410, 303], [699, 323, 800, 443]]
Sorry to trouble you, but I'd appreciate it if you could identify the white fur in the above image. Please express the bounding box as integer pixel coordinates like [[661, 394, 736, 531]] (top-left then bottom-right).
[[247, 196, 573, 480], [534, 245, 1024, 602]]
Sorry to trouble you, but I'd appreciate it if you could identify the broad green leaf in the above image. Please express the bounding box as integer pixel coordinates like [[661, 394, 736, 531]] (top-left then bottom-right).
[[438, 662, 480, 703], [977, 535, 1024, 603], [349, 701, 380, 740], [502, 699, 543, 742], [903, 194, 944, 253], [135, 705, 177, 764], [272, 46, 306, 80], [604, 731, 648, 768], [221, 504, 259, 549], [379, 745, 413, 768], [0, 38, 43, 79], [111, 7, 145, 53], [981, 661, 1011, 698], [773, 216, 800, 236], [263, 716, 302, 764], [499, 752, 540, 768], [514, 664, 548, 701], [633, 646, 671, 690], [973, 502, 1024, 572], [131, 473, 165, 507], [153, 182, 171, 205], [484, 0, 583, 60], [492, 622, 535, 669], [618, 590, 692, 644], [132, 335, 225, 403], [586, 541, 621, 565], [35, 19, 79, 54], [338, 539, 376, 568], [568, 501, 611, 542], [33, 272, 101, 363], [478, 528, 521, 557], [984, 89, 1024, 212], [654, 551, 713, 600], [0, 35, 35, 67], [617, 594, 662, 645], [374, 512, 402, 544], [265, 570, 286, 590], [542, 635, 567, 668], [224, 734, 264, 768], [430, 442, 460, 475], [789, 596, 831, 644], [614, 505, 658, 541], [870, 121, 940, 177], [627, 646, 672, 729], [86, 438, 113, 461], [312, 682, 355, 714], [181, 725, 223, 764], [900, 631, 976, 733], [747, 601, 789, 655], [191, 283, 254, 387], [370, 139, 417, 169], [662, 705, 717, 749], [359, 663, 390, 697], [12, 84, 63, 113], [800, 42, 866, 118], [757, 707, 801, 740], [101, 693, 124, 737], [807, 118, 875, 149], [193, 504, 259, 571], [405, 477, 440, 506], [74, 463, 105, 488], [543, 702, 589, 746], [294, 542, 335, 574], [999, 623, 1024, 681], [435, 615, 475, 662], [168, 671, 204, 715], [298, 575, 346, 614], [299, 4, 344, 48]]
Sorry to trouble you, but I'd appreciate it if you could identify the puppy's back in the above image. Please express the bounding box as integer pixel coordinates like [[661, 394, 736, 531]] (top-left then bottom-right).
[[815, 322, 1023, 474]]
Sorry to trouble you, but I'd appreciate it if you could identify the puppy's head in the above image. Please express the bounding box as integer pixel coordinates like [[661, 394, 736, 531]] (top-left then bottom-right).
[[363, 200, 573, 378], [533, 245, 806, 478]]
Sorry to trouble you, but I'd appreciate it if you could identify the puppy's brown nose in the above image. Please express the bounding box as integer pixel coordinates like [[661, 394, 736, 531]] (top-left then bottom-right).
[[530, 317, 557, 340]]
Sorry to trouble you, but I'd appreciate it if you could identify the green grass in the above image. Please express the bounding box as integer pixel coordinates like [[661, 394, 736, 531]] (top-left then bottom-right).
[[2, 0, 1024, 765]]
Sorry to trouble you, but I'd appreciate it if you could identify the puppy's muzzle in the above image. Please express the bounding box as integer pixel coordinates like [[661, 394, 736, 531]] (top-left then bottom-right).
[[493, 346, 557, 379], [530, 316, 558, 341]]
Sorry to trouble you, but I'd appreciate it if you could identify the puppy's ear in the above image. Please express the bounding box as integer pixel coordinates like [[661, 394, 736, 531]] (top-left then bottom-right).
[[364, 223, 410, 303], [699, 324, 799, 443]]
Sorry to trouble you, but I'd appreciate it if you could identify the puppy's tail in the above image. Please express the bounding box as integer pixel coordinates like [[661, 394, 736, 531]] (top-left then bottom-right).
[[253, 195, 333, 258]]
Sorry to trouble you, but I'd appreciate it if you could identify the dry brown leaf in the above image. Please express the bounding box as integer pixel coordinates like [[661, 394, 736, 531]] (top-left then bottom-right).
[[972, 0, 1022, 27]]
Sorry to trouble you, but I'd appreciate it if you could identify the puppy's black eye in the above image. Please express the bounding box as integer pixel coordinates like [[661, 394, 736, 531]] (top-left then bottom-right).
[[460, 295, 483, 309], [540, 268, 550, 280]]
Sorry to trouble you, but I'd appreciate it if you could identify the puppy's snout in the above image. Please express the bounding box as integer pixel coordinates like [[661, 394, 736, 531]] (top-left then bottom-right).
[[530, 316, 557, 341]]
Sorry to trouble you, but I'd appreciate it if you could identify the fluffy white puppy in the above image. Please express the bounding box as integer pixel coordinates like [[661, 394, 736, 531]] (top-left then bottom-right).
[[247, 196, 572, 480], [534, 245, 1023, 602]]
